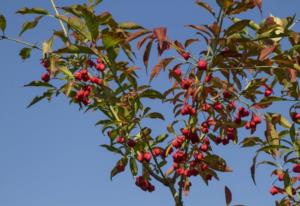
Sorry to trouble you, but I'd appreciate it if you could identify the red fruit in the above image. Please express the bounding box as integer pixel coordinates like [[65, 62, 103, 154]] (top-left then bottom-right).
[[181, 52, 190, 61], [96, 63, 106, 72], [291, 112, 300, 121], [86, 60, 95, 67], [173, 150, 187, 163], [176, 167, 185, 176], [197, 59, 208, 70], [41, 73, 50, 82], [215, 137, 222, 145], [214, 102, 223, 111], [200, 144, 208, 152], [181, 78, 193, 90], [74, 72, 82, 80], [227, 101, 236, 110], [205, 74, 212, 82], [152, 147, 162, 156], [202, 103, 211, 111], [90, 76, 103, 85], [222, 138, 229, 145], [172, 139, 182, 149], [223, 91, 232, 99], [201, 163, 208, 171], [203, 137, 210, 145], [235, 117, 242, 124], [116, 136, 125, 144], [80, 69, 90, 82], [252, 114, 261, 124], [116, 162, 125, 172], [277, 173, 284, 181], [137, 152, 144, 162], [172, 67, 182, 77], [127, 139, 136, 148], [269, 185, 280, 196], [265, 88, 273, 97], [239, 107, 249, 117], [143, 152, 152, 162], [293, 164, 300, 173], [194, 152, 204, 161]]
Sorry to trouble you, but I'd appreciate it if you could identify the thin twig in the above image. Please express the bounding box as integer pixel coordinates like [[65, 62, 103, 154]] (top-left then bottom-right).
[[50, 0, 68, 37]]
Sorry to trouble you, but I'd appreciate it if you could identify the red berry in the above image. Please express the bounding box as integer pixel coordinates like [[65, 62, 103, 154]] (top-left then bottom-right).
[[116, 136, 125, 144], [173, 67, 182, 77], [41, 73, 50, 82], [277, 173, 284, 181], [96, 63, 105, 72], [293, 164, 300, 173], [200, 144, 208, 152], [143, 152, 152, 162], [90, 76, 103, 85], [197, 59, 208, 70], [181, 78, 193, 90], [214, 102, 223, 111], [265, 88, 273, 97], [137, 152, 144, 162], [127, 139, 136, 148], [292, 112, 300, 122], [205, 74, 212, 82], [74, 72, 82, 80], [152, 147, 162, 156], [181, 52, 190, 61]]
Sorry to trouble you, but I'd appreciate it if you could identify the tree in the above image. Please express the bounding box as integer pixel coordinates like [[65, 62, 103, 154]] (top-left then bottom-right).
[[1, 0, 300, 205]]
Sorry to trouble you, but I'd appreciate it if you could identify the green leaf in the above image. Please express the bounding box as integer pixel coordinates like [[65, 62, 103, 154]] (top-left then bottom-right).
[[16, 7, 49, 15], [54, 45, 94, 54], [146, 112, 165, 120], [129, 158, 138, 176], [100, 144, 123, 155], [119, 22, 143, 30], [224, 20, 250, 36], [204, 154, 230, 172], [0, 14, 6, 33], [155, 134, 168, 143], [290, 124, 296, 142], [76, 5, 99, 41], [27, 90, 54, 108], [140, 89, 164, 99], [19, 16, 43, 36], [24, 81, 55, 88], [240, 137, 263, 148], [19, 47, 32, 60], [60, 66, 74, 79], [102, 32, 124, 49]]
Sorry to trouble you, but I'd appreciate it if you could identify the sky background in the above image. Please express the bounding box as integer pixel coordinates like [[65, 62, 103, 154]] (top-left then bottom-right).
[[1, 1, 300, 206]]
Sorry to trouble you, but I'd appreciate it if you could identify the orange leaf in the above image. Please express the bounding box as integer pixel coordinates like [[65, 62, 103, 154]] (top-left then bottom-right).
[[259, 45, 276, 61]]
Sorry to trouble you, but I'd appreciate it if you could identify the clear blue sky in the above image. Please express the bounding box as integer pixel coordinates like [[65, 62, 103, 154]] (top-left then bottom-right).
[[1, 1, 300, 206]]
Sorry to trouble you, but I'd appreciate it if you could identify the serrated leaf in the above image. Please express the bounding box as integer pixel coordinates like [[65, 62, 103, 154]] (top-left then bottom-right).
[[129, 158, 138, 176], [19, 47, 32, 60], [16, 7, 49, 15], [0, 14, 6, 33], [27, 90, 54, 108], [146, 112, 165, 120], [19, 16, 43, 36], [225, 20, 250, 36]]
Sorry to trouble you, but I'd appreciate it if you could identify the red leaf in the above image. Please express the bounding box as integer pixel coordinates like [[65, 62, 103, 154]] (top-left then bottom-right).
[[143, 40, 153, 70], [150, 57, 174, 81], [253, 0, 263, 14], [259, 45, 276, 61], [225, 186, 232, 205], [126, 29, 151, 42], [153, 27, 167, 50]]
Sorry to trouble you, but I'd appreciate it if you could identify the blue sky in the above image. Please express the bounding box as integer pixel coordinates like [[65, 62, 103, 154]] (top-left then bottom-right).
[[1, 1, 300, 206]]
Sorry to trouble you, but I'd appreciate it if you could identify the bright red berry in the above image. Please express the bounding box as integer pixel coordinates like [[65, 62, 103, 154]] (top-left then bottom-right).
[[197, 59, 208, 70], [41, 73, 50, 82]]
